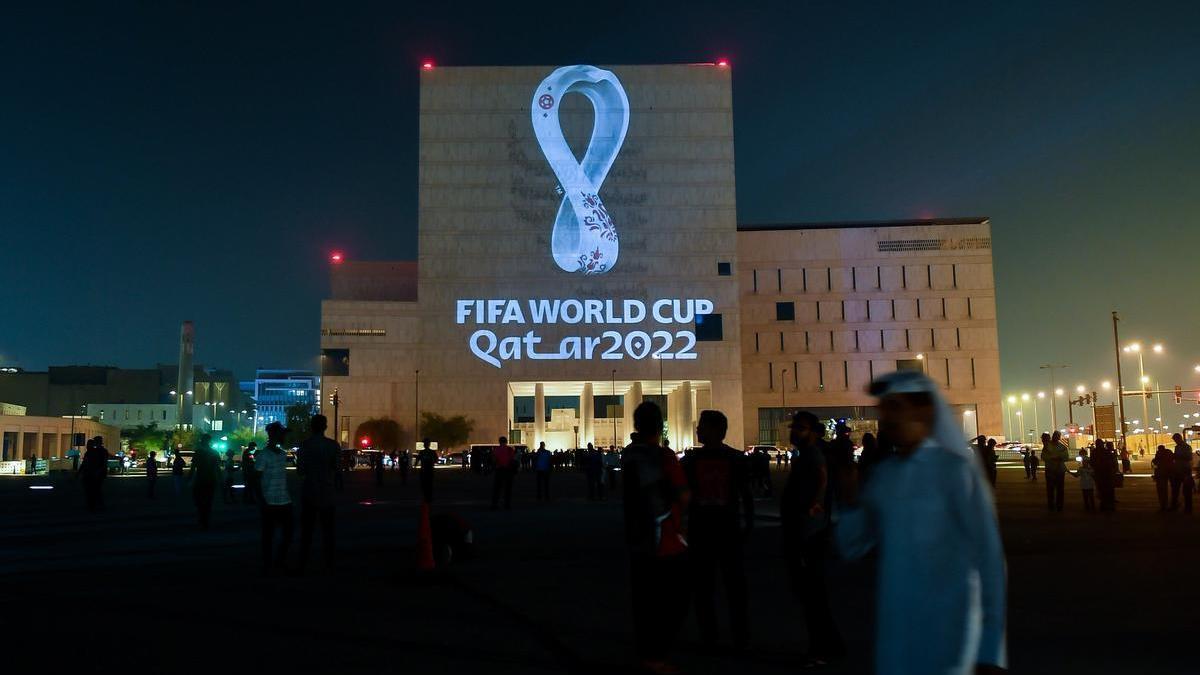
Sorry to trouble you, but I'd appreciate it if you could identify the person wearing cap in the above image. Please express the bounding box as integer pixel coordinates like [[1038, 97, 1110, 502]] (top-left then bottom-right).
[[835, 371, 1006, 675], [781, 409, 844, 667], [258, 421, 294, 572]]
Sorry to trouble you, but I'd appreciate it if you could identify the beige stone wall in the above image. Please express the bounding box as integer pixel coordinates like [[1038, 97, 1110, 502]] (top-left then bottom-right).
[[737, 222, 1003, 440]]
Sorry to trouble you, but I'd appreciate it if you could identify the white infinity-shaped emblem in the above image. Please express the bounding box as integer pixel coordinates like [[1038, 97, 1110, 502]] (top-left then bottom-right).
[[532, 65, 629, 275]]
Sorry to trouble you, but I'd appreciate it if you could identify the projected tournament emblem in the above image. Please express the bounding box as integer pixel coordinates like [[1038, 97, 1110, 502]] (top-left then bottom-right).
[[532, 65, 629, 275]]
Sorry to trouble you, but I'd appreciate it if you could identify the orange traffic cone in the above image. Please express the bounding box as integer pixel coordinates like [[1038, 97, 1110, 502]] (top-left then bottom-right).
[[416, 501, 435, 572]]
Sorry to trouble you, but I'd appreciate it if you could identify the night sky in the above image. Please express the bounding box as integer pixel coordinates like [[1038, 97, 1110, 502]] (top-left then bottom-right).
[[3, 2, 1198, 400]]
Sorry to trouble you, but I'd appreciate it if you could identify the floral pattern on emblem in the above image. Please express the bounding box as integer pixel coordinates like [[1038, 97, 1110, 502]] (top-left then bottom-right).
[[581, 192, 617, 242], [576, 248, 608, 275]]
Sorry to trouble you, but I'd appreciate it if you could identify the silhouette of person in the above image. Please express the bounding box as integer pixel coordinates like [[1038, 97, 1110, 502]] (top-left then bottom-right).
[[858, 431, 886, 482], [257, 421, 293, 572], [399, 449, 410, 484], [1070, 448, 1096, 512], [534, 442, 553, 501], [373, 450, 385, 487], [172, 446, 186, 496], [782, 410, 845, 666], [682, 410, 753, 651], [78, 437, 108, 512], [146, 450, 158, 498], [491, 436, 516, 509], [1169, 433, 1194, 513], [298, 415, 339, 571], [1042, 432, 1069, 512], [222, 448, 237, 504], [583, 442, 604, 500], [1152, 444, 1174, 511], [621, 402, 690, 673], [417, 438, 437, 503], [836, 372, 1006, 675], [189, 434, 220, 529], [1093, 442, 1117, 512]]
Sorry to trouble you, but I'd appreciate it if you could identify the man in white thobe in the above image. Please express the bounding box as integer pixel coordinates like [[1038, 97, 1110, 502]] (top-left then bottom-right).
[[836, 371, 1007, 674]]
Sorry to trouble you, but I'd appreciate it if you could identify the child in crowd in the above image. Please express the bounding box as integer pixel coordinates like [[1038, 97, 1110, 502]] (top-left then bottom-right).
[[1069, 448, 1096, 513]]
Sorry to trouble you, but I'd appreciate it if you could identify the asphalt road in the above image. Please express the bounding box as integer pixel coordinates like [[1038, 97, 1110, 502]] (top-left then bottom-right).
[[1, 458, 1195, 674]]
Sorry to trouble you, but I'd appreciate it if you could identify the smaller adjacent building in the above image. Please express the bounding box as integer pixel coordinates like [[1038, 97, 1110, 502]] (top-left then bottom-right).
[[0, 413, 119, 467], [249, 369, 320, 427]]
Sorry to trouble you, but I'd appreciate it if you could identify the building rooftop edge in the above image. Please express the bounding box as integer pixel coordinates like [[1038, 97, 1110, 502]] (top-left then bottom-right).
[[737, 217, 990, 232]]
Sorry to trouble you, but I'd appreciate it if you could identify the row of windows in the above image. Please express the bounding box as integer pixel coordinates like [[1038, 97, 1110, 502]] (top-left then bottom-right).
[[768, 296, 985, 323], [750, 263, 991, 293], [321, 328, 387, 336], [99, 409, 169, 422], [752, 327, 994, 354], [762, 358, 978, 391]]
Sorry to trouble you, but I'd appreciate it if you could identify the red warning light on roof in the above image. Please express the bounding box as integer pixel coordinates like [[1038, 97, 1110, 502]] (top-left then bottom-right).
[[330, 251, 344, 264], [716, 58, 730, 67], [421, 61, 434, 70]]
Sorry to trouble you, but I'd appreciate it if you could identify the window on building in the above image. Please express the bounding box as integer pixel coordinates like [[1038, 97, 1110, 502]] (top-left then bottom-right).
[[775, 301, 795, 321], [696, 313, 723, 341], [896, 359, 924, 372], [717, 261, 731, 276], [321, 349, 350, 376]]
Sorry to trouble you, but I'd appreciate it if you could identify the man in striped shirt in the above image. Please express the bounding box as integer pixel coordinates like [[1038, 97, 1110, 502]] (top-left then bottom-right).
[[258, 422, 293, 573]]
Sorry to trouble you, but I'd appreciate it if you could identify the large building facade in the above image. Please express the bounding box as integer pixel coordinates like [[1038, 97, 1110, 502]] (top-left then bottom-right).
[[319, 64, 1001, 450]]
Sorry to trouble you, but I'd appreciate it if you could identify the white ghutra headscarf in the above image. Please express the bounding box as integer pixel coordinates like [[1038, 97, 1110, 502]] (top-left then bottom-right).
[[869, 370, 971, 459]]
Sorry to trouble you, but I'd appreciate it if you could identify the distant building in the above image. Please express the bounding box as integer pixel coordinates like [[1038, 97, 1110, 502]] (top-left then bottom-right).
[[0, 402, 27, 416], [251, 370, 320, 427]]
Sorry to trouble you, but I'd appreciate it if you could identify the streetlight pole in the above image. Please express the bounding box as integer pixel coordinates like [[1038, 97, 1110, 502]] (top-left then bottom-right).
[[1040, 364, 1067, 431], [1033, 393, 1042, 438], [1111, 312, 1128, 445], [1020, 393, 1030, 443], [414, 370, 420, 448]]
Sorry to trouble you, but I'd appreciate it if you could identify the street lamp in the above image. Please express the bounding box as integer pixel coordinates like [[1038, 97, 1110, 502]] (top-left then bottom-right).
[[1005, 395, 1017, 440], [1035, 391, 1045, 437], [1021, 393, 1031, 439], [1015, 410, 1024, 443]]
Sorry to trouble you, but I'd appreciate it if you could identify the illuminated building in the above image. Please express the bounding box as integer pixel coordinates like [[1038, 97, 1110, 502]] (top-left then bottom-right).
[[319, 64, 1001, 449]]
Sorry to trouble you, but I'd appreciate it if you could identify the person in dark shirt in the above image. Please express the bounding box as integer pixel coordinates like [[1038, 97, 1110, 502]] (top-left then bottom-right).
[[781, 410, 845, 667], [1152, 444, 1174, 511], [1169, 433, 1194, 513], [241, 442, 258, 505], [621, 402, 690, 673], [298, 414, 339, 571], [417, 438, 437, 503], [146, 451, 158, 498], [189, 435, 220, 529], [78, 438, 108, 512], [681, 410, 753, 651]]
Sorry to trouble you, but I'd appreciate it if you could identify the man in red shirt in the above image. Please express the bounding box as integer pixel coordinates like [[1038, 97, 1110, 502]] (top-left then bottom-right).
[[491, 436, 517, 510]]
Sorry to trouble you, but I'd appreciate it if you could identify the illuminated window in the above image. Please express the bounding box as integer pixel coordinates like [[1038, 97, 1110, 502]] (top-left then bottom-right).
[[696, 313, 723, 341]]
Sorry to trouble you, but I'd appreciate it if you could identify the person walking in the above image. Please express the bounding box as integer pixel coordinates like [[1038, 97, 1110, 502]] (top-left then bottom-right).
[[222, 448, 237, 504], [682, 410, 754, 652], [78, 438, 108, 512], [1022, 446, 1033, 480], [189, 435, 220, 529], [417, 439, 437, 503], [534, 442, 553, 501], [1069, 448, 1096, 512], [835, 371, 1006, 675], [146, 451, 158, 498], [1042, 432, 1069, 512], [782, 410, 845, 667], [241, 442, 258, 505], [298, 415, 339, 572], [257, 422, 293, 573], [1169, 433, 1194, 513], [621, 402, 690, 674], [172, 448, 186, 496], [1152, 444, 1174, 511], [1093, 441, 1117, 512], [491, 437, 516, 510], [1120, 447, 1132, 474]]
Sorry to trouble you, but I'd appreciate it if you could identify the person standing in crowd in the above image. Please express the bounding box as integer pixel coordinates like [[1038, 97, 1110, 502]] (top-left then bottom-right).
[[373, 450, 385, 487], [973, 436, 998, 487], [1169, 433, 1194, 513], [1152, 444, 1174, 511], [1093, 441, 1117, 512], [189, 434, 220, 529], [836, 371, 1006, 675], [298, 414, 339, 572], [146, 451, 158, 498], [534, 441, 553, 502], [1070, 448, 1096, 512], [1119, 446, 1132, 474], [1028, 447, 1040, 481], [241, 442, 258, 505], [491, 436, 517, 510], [257, 422, 293, 573], [417, 438, 437, 503], [172, 447, 186, 496], [78, 438, 108, 512], [584, 443, 604, 501], [1042, 432, 1069, 512], [782, 410, 844, 667], [621, 401, 690, 674], [681, 410, 753, 652], [857, 431, 886, 482], [399, 449, 410, 485]]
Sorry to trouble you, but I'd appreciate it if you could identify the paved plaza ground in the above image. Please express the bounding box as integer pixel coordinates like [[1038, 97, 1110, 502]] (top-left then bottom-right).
[[1, 457, 1195, 674]]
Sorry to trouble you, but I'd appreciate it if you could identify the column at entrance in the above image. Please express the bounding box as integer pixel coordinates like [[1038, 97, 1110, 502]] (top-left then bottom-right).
[[581, 382, 594, 446], [623, 381, 642, 446], [678, 381, 694, 449], [533, 383, 546, 449]]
